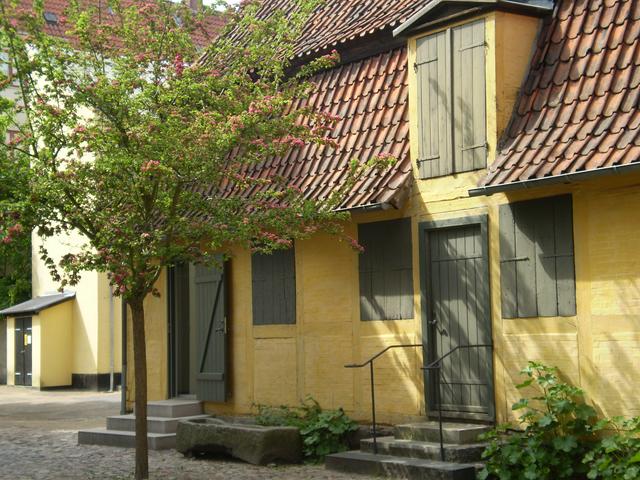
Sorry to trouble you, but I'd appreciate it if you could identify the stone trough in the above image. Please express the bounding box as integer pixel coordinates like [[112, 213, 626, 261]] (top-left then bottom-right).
[[176, 417, 303, 465]]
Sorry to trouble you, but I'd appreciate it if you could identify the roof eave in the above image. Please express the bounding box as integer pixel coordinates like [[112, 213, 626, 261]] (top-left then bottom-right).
[[0, 293, 76, 317], [335, 202, 394, 213], [469, 162, 640, 197], [393, 0, 553, 37]]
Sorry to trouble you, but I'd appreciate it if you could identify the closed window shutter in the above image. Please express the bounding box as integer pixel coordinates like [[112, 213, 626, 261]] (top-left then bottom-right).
[[500, 195, 576, 318], [452, 19, 487, 173], [252, 248, 296, 325], [499, 204, 518, 318], [416, 31, 451, 179], [359, 218, 413, 320]]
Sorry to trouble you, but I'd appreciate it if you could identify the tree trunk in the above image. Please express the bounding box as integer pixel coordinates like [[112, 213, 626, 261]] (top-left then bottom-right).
[[130, 296, 149, 480]]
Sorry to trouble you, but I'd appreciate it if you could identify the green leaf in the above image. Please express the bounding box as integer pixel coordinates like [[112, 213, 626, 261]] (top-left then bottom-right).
[[552, 436, 577, 453], [629, 451, 640, 464], [512, 399, 529, 410], [538, 414, 555, 428]]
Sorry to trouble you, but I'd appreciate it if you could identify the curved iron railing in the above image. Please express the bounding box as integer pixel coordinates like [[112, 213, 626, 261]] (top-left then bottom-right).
[[422, 344, 493, 461], [345, 344, 423, 454]]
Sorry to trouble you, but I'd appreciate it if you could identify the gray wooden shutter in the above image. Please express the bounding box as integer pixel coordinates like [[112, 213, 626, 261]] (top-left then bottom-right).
[[252, 248, 296, 325], [552, 196, 576, 316], [500, 196, 576, 318], [499, 204, 518, 319], [452, 19, 487, 173], [194, 260, 227, 402], [416, 31, 451, 179], [359, 218, 413, 320]]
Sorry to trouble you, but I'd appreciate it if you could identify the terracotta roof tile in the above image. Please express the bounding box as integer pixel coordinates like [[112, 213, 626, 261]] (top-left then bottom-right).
[[220, 47, 411, 210], [481, 0, 640, 190], [215, 0, 425, 60]]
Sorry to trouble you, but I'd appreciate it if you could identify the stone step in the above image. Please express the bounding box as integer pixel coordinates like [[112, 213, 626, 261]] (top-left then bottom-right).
[[144, 399, 203, 418], [77, 428, 175, 450], [394, 422, 491, 445], [106, 414, 211, 434], [325, 450, 476, 480], [361, 436, 487, 463]]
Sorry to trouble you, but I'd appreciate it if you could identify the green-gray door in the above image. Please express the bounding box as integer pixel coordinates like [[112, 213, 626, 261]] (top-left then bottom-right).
[[424, 221, 493, 419], [193, 262, 227, 402]]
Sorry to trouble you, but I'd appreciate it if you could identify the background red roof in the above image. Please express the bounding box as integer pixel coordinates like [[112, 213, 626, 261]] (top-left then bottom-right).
[[15, 0, 225, 47]]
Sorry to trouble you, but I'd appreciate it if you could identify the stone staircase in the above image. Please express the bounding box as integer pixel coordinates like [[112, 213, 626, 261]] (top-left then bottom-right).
[[326, 421, 491, 479], [78, 399, 210, 450]]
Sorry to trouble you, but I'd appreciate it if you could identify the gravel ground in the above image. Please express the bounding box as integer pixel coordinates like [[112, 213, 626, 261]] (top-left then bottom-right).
[[0, 386, 374, 480]]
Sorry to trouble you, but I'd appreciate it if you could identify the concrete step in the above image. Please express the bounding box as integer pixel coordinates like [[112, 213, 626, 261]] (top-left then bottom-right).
[[106, 414, 211, 434], [394, 422, 491, 445], [361, 436, 487, 463], [325, 450, 476, 480], [144, 399, 203, 418], [77, 428, 175, 450]]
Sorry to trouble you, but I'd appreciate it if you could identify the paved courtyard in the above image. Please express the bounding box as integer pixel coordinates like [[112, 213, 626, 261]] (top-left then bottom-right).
[[0, 386, 373, 480]]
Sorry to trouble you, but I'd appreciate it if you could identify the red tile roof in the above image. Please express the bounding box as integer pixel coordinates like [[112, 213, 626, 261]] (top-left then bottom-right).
[[227, 0, 426, 59], [480, 0, 640, 191], [15, 0, 225, 48], [220, 47, 412, 210]]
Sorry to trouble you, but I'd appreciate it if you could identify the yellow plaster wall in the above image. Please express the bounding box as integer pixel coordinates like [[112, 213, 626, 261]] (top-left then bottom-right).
[[32, 233, 122, 378], [38, 301, 73, 388]]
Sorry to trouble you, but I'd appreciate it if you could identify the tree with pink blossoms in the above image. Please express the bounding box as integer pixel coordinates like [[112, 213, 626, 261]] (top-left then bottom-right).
[[0, 0, 391, 478]]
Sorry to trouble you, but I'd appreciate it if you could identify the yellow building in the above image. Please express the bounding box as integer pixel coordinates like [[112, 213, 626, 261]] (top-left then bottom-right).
[[12, 0, 639, 437], [114, 0, 640, 429]]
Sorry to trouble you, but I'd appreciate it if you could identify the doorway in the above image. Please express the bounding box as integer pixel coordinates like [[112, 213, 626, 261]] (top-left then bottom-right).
[[168, 261, 228, 402], [14, 317, 32, 386], [169, 263, 197, 397], [419, 216, 494, 421]]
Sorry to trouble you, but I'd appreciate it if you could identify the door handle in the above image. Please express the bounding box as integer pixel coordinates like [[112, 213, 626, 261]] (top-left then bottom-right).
[[429, 318, 437, 325]]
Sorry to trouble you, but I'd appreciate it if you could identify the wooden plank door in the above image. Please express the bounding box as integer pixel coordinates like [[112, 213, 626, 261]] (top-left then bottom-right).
[[193, 261, 227, 402], [14, 317, 32, 386], [423, 221, 493, 419]]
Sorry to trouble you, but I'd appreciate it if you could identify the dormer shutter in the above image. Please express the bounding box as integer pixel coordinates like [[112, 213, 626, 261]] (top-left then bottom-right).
[[452, 20, 487, 173], [416, 30, 452, 178], [415, 19, 487, 179]]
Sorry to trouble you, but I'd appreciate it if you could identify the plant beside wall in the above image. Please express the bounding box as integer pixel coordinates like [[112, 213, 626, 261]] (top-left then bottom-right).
[[255, 396, 358, 462], [583, 416, 640, 480], [478, 362, 640, 480]]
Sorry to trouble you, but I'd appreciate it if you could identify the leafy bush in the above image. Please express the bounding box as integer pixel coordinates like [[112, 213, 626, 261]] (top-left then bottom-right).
[[583, 416, 640, 479], [255, 396, 358, 462], [479, 362, 598, 480], [479, 362, 640, 480]]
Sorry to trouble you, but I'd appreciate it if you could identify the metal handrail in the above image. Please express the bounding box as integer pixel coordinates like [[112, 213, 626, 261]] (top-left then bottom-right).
[[345, 343, 423, 454], [422, 344, 493, 461]]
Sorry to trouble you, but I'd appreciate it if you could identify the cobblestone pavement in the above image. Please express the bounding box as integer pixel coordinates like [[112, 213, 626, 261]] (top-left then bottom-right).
[[0, 387, 374, 480]]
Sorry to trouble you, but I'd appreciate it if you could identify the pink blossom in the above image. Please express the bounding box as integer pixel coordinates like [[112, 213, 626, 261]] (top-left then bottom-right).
[[141, 160, 160, 172], [173, 54, 184, 77]]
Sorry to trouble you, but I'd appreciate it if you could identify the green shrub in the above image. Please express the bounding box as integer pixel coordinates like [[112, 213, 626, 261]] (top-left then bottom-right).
[[479, 362, 640, 480], [478, 362, 598, 480], [583, 416, 640, 480], [255, 396, 358, 462]]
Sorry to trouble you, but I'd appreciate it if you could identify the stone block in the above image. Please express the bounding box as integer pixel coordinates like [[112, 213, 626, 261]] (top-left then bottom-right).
[[176, 418, 302, 465]]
